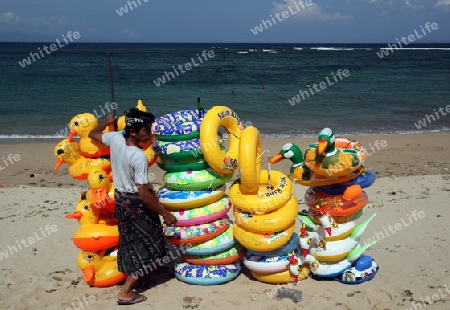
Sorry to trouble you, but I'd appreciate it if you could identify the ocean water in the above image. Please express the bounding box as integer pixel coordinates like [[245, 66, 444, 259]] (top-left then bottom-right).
[[0, 42, 449, 139]]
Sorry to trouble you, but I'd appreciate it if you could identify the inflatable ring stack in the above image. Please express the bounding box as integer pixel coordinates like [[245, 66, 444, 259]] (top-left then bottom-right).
[[153, 109, 209, 172], [55, 101, 160, 287], [155, 107, 243, 285], [270, 127, 380, 285], [215, 122, 300, 284]]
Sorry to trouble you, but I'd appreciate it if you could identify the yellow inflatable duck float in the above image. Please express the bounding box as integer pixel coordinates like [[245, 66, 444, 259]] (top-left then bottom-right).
[[304, 128, 366, 177], [53, 139, 111, 180], [65, 199, 118, 251], [77, 248, 127, 287], [68, 113, 111, 158], [86, 169, 115, 217]]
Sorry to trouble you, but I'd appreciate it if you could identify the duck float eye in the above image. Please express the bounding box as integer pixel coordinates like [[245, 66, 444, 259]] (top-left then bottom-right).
[[57, 149, 64, 155], [85, 253, 94, 261], [82, 205, 90, 210]]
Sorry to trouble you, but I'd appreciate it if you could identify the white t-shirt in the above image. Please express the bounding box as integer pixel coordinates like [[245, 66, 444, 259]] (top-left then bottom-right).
[[102, 132, 148, 193]]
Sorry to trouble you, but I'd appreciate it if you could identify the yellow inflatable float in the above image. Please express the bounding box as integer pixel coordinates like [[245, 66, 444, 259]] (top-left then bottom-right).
[[229, 170, 292, 214], [233, 196, 298, 233], [200, 106, 243, 174]]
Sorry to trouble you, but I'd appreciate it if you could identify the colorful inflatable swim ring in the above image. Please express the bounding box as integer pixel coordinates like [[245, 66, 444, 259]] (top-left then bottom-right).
[[243, 252, 292, 274], [154, 109, 205, 141], [233, 223, 295, 252], [163, 168, 233, 191], [233, 196, 298, 234], [183, 225, 235, 256], [313, 169, 376, 195], [305, 136, 367, 177], [163, 218, 230, 245], [200, 106, 243, 174], [336, 256, 379, 284], [182, 245, 243, 266], [175, 262, 241, 285], [246, 232, 299, 257], [305, 185, 368, 218], [157, 160, 209, 172], [72, 224, 119, 251], [238, 126, 262, 193], [158, 185, 226, 210], [229, 170, 292, 215], [170, 197, 231, 226]]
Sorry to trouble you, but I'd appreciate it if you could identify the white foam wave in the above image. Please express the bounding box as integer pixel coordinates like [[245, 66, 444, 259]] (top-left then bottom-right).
[[0, 134, 62, 139], [380, 48, 450, 50]]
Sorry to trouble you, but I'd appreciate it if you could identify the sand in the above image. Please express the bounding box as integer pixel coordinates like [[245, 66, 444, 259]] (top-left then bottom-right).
[[0, 132, 449, 310]]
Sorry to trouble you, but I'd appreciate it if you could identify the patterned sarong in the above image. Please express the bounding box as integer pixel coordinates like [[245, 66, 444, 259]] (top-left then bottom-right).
[[114, 190, 167, 275]]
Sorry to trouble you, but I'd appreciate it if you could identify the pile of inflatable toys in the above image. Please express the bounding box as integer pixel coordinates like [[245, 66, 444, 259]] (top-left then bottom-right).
[[54, 100, 156, 287], [270, 127, 380, 284], [155, 107, 242, 285], [157, 105, 301, 285], [55, 101, 379, 287]]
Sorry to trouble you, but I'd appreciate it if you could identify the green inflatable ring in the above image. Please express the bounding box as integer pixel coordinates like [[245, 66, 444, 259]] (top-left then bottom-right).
[[156, 131, 200, 142], [164, 168, 234, 191], [159, 149, 203, 161], [157, 160, 210, 172]]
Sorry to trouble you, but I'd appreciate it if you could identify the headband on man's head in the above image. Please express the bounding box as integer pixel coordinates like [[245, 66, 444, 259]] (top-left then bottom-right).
[[125, 117, 145, 127]]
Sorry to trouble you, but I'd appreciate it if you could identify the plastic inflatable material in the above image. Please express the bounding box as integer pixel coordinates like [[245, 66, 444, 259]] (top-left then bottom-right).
[[229, 170, 292, 214], [170, 197, 231, 226], [163, 218, 230, 245], [238, 126, 262, 193], [183, 225, 235, 256], [154, 109, 205, 141], [200, 106, 243, 174], [313, 170, 376, 195], [163, 168, 233, 191], [233, 223, 295, 252], [158, 185, 226, 210], [175, 262, 241, 285], [233, 196, 298, 233]]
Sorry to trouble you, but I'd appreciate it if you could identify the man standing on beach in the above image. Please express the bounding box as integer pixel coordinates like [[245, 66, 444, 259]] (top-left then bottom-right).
[[89, 108, 177, 305]]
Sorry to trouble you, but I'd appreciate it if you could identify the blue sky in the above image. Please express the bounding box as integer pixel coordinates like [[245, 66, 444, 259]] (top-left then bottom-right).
[[0, 0, 449, 43]]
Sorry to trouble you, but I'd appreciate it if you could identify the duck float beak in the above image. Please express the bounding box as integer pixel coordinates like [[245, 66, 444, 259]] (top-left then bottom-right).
[[65, 211, 82, 220], [68, 129, 77, 142], [269, 153, 283, 164], [53, 158, 64, 171], [318, 140, 328, 155], [82, 265, 95, 283]]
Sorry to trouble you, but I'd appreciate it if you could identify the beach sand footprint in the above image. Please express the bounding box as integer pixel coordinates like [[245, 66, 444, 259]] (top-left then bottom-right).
[[182, 296, 202, 309]]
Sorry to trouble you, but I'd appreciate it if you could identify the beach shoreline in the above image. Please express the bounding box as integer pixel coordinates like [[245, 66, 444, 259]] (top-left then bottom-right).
[[1, 132, 448, 189]]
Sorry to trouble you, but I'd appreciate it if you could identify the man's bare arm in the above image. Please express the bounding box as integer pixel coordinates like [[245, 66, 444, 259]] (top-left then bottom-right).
[[88, 114, 116, 143]]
